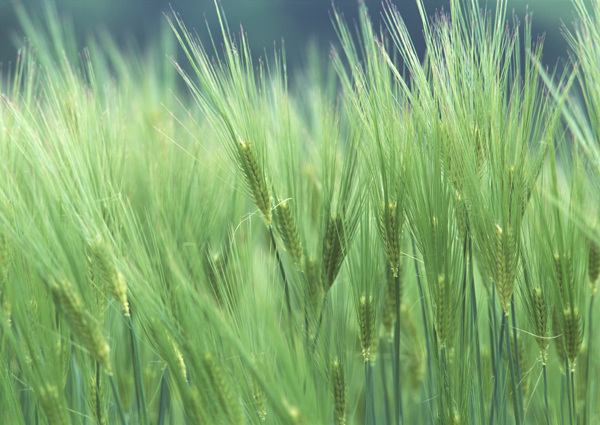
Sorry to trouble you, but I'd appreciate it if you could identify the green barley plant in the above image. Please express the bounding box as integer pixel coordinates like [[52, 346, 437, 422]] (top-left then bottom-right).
[[2, 0, 600, 424]]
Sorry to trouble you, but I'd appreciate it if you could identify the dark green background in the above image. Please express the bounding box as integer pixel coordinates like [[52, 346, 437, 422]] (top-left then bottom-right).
[[0, 1, 579, 81]]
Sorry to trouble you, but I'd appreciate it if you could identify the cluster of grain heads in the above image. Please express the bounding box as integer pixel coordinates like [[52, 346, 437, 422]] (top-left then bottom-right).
[[331, 357, 346, 425], [50, 279, 111, 373]]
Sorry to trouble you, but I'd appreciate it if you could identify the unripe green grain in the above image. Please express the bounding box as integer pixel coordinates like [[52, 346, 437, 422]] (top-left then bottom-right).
[[563, 307, 582, 372], [378, 201, 403, 276], [39, 383, 69, 425], [239, 140, 272, 225], [331, 358, 346, 425], [90, 239, 129, 316], [494, 224, 518, 315], [204, 353, 242, 425], [359, 294, 376, 363], [533, 287, 549, 362], [51, 280, 111, 372], [322, 214, 345, 292], [274, 200, 303, 268]]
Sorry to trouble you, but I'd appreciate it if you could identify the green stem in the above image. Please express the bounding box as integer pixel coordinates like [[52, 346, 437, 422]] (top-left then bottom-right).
[[381, 344, 392, 425], [584, 293, 595, 425], [370, 362, 377, 425], [269, 225, 291, 316], [565, 355, 573, 425], [510, 302, 524, 422], [440, 346, 449, 425], [109, 374, 127, 425], [468, 238, 486, 425], [505, 319, 521, 425], [157, 367, 169, 425], [410, 236, 434, 420], [127, 314, 149, 425], [365, 361, 371, 425], [543, 363, 550, 425], [96, 362, 102, 425], [394, 273, 403, 425], [570, 370, 577, 425], [489, 312, 507, 425]]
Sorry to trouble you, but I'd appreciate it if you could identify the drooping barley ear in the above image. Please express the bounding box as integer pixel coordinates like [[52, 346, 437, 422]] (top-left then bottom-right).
[[552, 309, 566, 372], [533, 287, 549, 364], [51, 279, 111, 373], [204, 353, 242, 425], [588, 239, 599, 293], [563, 307, 583, 372], [274, 200, 303, 268], [382, 266, 400, 342], [359, 294, 376, 363], [322, 213, 346, 292], [90, 239, 129, 316], [238, 140, 272, 225], [38, 384, 68, 425], [377, 201, 403, 276], [331, 358, 346, 425], [494, 224, 518, 315]]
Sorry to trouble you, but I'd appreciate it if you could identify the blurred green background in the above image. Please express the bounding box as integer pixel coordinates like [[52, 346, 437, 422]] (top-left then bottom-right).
[[0, 1, 578, 81]]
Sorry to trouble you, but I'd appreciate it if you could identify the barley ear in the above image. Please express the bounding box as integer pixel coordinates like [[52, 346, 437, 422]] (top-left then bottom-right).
[[532, 287, 549, 363], [204, 353, 242, 425], [563, 307, 583, 372], [553, 309, 566, 372], [494, 224, 518, 315], [238, 140, 272, 225], [332, 358, 346, 425], [90, 239, 129, 316], [359, 294, 376, 363], [38, 384, 68, 425], [274, 200, 303, 268], [51, 279, 111, 372], [378, 201, 402, 276], [322, 213, 346, 292]]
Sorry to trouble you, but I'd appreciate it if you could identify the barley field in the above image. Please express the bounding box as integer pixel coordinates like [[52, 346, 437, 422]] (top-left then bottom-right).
[[1, 1, 599, 424]]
